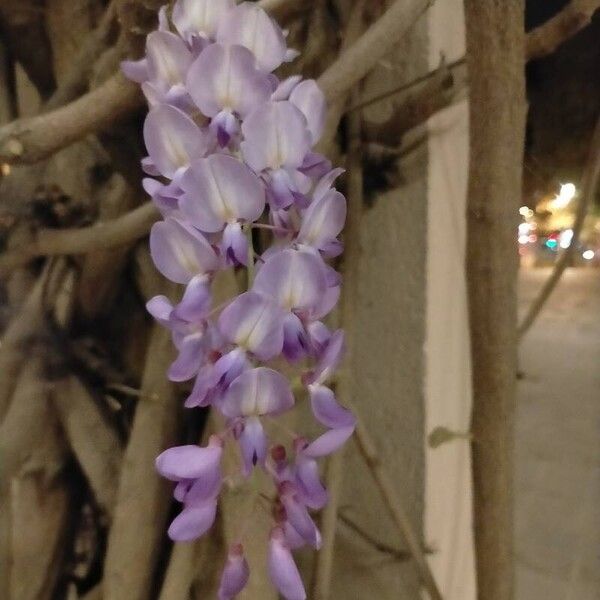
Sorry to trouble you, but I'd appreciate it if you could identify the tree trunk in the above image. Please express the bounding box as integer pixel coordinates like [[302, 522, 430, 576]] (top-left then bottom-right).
[[464, 2, 527, 599]]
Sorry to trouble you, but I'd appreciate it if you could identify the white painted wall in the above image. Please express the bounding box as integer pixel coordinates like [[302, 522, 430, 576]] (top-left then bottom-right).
[[425, 1, 477, 597]]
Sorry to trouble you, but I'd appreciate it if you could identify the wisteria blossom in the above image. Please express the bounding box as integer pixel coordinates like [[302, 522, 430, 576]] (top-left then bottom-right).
[[124, 1, 355, 598]]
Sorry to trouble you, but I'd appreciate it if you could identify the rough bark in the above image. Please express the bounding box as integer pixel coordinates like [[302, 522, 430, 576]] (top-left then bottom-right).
[[464, 1, 527, 599]]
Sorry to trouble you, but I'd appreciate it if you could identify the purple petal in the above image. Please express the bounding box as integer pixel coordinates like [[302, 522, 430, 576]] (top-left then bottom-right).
[[282, 313, 311, 362], [146, 31, 192, 89], [289, 80, 326, 144], [168, 331, 206, 382], [172, 0, 234, 41], [216, 3, 288, 72], [121, 58, 149, 83], [297, 189, 346, 250], [218, 544, 250, 600], [238, 416, 268, 474], [172, 275, 212, 322], [268, 528, 307, 600], [168, 500, 217, 541], [187, 44, 271, 118], [222, 222, 249, 267], [146, 295, 174, 326], [294, 455, 328, 510], [185, 364, 219, 408], [298, 152, 332, 179], [303, 426, 355, 458], [272, 75, 302, 101], [221, 367, 294, 418], [210, 110, 239, 148], [218, 291, 285, 361], [310, 284, 340, 320], [241, 101, 311, 172], [143, 105, 208, 178], [312, 329, 345, 383], [283, 522, 306, 550], [280, 484, 321, 549], [312, 167, 345, 202], [180, 154, 265, 232], [253, 248, 327, 312], [185, 462, 222, 504], [309, 385, 356, 429], [150, 218, 219, 284], [156, 444, 222, 481]]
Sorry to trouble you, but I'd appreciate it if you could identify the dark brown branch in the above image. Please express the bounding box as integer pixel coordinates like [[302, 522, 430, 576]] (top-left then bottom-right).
[[526, 0, 600, 60], [0, 201, 158, 277], [518, 115, 600, 337], [0, 72, 142, 165]]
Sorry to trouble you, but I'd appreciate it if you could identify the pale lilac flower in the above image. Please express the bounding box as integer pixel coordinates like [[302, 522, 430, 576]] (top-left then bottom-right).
[[179, 154, 265, 263], [221, 368, 294, 473], [132, 1, 356, 593], [187, 44, 272, 146], [268, 527, 307, 600], [218, 544, 250, 600], [172, 0, 235, 45], [149, 217, 219, 285], [143, 105, 208, 179], [156, 436, 223, 541], [216, 2, 292, 72]]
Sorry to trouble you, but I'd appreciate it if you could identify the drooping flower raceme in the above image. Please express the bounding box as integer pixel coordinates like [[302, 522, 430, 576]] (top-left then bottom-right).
[[124, 2, 355, 598]]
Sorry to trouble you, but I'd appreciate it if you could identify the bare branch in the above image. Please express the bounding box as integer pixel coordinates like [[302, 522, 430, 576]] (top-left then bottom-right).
[[362, 58, 467, 145], [350, 404, 444, 600], [0, 72, 141, 165], [526, 0, 600, 60], [317, 0, 435, 101], [518, 115, 600, 337], [0, 202, 158, 277]]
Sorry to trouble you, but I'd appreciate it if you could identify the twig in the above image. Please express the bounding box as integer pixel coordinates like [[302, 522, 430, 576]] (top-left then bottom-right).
[[338, 512, 412, 560], [0, 201, 158, 277], [0, 72, 142, 165], [518, 115, 600, 338], [317, 0, 436, 101], [348, 56, 466, 114], [526, 0, 600, 60], [362, 58, 467, 145], [350, 403, 444, 600]]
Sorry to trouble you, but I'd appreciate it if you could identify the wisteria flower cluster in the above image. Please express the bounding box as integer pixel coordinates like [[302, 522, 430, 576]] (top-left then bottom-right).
[[123, 1, 355, 598]]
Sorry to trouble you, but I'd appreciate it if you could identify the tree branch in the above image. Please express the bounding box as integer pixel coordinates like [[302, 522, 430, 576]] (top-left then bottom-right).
[[350, 403, 444, 600], [362, 57, 467, 145], [526, 0, 600, 61], [518, 115, 600, 338], [0, 201, 158, 277], [317, 0, 435, 101], [0, 72, 142, 165]]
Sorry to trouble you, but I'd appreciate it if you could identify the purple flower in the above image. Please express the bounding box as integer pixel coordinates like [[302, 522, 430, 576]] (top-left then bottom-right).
[[156, 436, 223, 541], [221, 368, 294, 474], [216, 2, 292, 72], [150, 217, 219, 285], [187, 43, 272, 128], [143, 105, 208, 179], [172, 0, 235, 45], [130, 0, 356, 587], [268, 527, 306, 600], [218, 543, 250, 600]]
